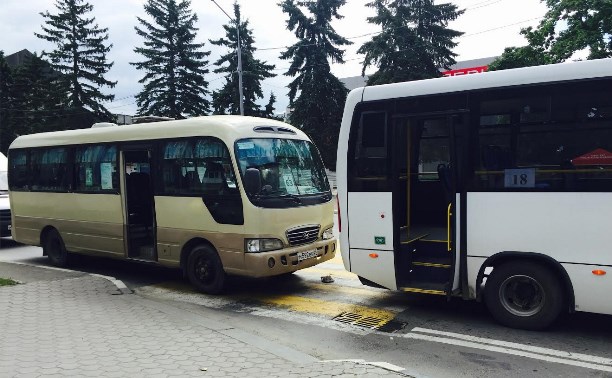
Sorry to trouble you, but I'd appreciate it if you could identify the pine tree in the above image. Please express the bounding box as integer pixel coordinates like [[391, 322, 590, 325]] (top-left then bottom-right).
[[0, 52, 15, 153], [358, 0, 463, 85], [263, 92, 281, 120], [35, 0, 116, 121], [209, 2, 276, 117], [132, 0, 211, 118], [490, 1, 612, 70], [279, 0, 351, 169], [9, 53, 71, 137]]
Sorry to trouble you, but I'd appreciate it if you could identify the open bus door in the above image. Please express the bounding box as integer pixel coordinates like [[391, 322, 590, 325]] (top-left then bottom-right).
[[392, 112, 466, 297], [122, 148, 157, 261]]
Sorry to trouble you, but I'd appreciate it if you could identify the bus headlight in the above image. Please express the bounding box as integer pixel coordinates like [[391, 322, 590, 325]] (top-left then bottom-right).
[[322, 227, 334, 240], [245, 238, 284, 253]]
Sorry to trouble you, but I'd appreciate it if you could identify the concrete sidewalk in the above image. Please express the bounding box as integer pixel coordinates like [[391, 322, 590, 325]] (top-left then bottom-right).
[[0, 262, 408, 378]]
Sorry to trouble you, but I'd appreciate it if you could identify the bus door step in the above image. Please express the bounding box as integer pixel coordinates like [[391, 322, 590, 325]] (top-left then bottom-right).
[[399, 281, 448, 296]]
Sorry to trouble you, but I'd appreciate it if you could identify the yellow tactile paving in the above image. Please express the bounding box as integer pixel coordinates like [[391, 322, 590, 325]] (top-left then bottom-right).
[[252, 293, 397, 322]]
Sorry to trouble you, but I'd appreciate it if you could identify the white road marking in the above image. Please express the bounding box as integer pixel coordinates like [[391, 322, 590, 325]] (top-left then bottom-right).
[[405, 328, 612, 372], [411, 327, 612, 366]]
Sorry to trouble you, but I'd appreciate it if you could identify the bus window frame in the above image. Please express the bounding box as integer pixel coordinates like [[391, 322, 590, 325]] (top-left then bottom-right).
[[73, 142, 120, 195], [157, 136, 241, 199]]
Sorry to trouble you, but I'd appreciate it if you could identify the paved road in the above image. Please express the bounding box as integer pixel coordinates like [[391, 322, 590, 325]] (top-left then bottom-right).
[[2, 238, 612, 377], [0, 261, 406, 377]]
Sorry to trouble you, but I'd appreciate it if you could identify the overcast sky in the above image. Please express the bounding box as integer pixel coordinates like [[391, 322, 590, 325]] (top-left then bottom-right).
[[1, 0, 548, 117]]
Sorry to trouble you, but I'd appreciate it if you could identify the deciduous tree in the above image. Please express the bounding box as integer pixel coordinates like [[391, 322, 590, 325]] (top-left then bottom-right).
[[489, 0, 612, 70]]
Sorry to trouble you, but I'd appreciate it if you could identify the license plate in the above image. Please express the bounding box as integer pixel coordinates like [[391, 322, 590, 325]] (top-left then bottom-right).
[[297, 249, 318, 262]]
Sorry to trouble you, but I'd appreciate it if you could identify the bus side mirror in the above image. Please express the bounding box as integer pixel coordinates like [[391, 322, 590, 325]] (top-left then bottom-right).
[[244, 168, 262, 195]]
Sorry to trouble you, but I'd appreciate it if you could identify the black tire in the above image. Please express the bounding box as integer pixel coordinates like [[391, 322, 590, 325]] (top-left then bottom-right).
[[484, 261, 564, 330], [186, 245, 226, 294], [43, 229, 69, 267]]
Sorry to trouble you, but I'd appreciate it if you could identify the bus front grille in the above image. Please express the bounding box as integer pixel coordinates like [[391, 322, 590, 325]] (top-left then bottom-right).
[[286, 225, 320, 246]]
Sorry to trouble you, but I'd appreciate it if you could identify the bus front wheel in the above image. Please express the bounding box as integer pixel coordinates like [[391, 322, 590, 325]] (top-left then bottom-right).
[[44, 229, 69, 267], [484, 261, 563, 330], [186, 245, 226, 294]]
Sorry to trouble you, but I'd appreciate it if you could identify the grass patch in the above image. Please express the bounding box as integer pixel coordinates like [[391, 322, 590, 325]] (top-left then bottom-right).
[[0, 278, 19, 286]]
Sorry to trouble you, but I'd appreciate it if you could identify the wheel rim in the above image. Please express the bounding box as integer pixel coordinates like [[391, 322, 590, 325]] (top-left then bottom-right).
[[498, 274, 545, 317], [194, 255, 216, 285]]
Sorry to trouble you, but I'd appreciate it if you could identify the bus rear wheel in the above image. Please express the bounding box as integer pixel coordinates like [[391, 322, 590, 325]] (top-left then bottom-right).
[[44, 229, 69, 267], [484, 261, 563, 330], [186, 245, 226, 294]]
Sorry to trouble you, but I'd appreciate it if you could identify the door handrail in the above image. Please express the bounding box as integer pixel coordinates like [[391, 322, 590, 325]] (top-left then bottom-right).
[[447, 203, 452, 252]]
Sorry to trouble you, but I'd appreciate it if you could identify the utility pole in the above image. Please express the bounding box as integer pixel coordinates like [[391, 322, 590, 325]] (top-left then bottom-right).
[[210, 0, 244, 116]]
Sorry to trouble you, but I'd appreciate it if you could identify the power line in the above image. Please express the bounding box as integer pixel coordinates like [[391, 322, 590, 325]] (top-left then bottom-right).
[[5, 12, 543, 116], [465, 0, 504, 11], [462, 16, 543, 37], [257, 0, 515, 53]]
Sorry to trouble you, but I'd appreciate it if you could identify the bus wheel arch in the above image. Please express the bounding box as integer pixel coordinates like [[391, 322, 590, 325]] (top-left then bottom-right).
[[182, 238, 226, 294], [478, 253, 574, 330], [41, 227, 69, 267]]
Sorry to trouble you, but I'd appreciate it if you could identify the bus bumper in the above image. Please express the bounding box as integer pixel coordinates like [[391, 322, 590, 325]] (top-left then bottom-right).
[[243, 238, 337, 278]]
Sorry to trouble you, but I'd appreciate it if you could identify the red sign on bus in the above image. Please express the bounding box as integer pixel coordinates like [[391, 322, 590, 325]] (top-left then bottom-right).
[[443, 65, 488, 77]]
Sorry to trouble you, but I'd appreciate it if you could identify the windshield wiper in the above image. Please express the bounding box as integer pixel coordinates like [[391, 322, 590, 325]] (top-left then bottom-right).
[[254, 190, 302, 204], [275, 193, 302, 204]]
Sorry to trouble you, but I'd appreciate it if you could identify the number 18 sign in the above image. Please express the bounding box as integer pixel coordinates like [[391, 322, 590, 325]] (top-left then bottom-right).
[[504, 168, 535, 188]]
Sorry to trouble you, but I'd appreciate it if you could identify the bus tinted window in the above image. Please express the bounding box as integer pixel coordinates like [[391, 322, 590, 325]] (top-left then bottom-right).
[[162, 138, 238, 196], [470, 79, 612, 191], [30, 148, 70, 192], [355, 112, 387, 177], [8, 150, 28, 190], [75, 145, 118, 193]]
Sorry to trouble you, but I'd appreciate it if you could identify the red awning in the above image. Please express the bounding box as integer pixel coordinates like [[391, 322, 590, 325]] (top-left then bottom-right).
[[571, 148, 612, 166]]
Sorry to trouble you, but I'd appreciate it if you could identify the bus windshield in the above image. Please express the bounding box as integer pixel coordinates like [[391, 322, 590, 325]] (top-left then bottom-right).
[[235, 138, 330, 202]]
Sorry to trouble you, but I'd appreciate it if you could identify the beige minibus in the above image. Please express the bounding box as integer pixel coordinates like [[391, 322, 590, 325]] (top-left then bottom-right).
[[8, 116, 336, 293]]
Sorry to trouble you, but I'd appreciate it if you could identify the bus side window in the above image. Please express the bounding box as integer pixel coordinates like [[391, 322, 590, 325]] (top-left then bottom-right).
[[75, 144, 118, 193], [30, 148, 69, 192], [354, 111, 387, 178], [8, 150, 29, 191]]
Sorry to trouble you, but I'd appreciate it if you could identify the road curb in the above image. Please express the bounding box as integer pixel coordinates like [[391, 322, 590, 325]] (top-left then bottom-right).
[[0, 260, 132, 294], [322, 359, 411, 376]]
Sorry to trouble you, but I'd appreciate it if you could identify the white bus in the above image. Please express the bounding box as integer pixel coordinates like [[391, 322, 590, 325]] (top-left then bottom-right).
[[8, 116, 336, 293], [336, 58, 612, 330], [0, 152, 10, 237]]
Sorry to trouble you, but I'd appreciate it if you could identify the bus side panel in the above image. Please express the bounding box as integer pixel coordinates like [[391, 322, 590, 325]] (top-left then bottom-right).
[[64, 194, 124, 255], [154, 196, 245, 270], [10, 192, 41, 246], [351, 249, 397, 290], [10, 192, 124, 255], [562, 263, 612, 315], [347, 192, 394, 250], [466, 192, 612, 265], [347, 192, 396, 289]]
